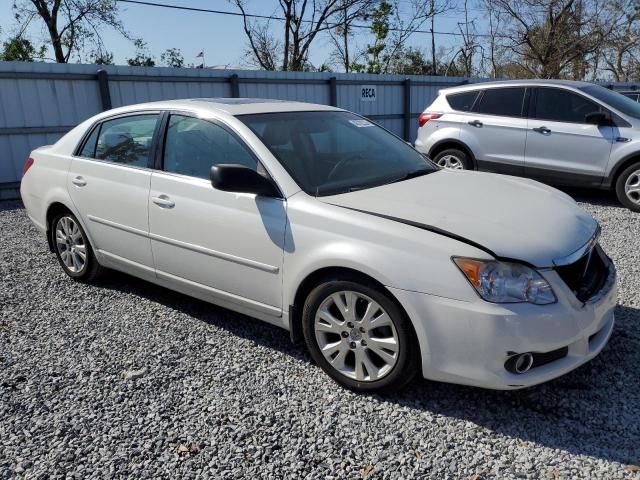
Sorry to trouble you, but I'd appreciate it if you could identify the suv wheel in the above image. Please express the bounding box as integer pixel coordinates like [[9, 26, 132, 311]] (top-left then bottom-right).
[[302, 279, 418, 393], [433, 148, 471, 170], [615, 161, 640, 212]]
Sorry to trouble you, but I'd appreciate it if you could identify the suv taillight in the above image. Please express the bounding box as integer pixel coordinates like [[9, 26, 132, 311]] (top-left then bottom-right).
[[23, 156, 34, 176], [418, 113, 442, 127]]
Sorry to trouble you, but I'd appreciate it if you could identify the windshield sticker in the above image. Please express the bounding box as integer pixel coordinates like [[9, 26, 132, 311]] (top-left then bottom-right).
[[349, 119, 374, 128]]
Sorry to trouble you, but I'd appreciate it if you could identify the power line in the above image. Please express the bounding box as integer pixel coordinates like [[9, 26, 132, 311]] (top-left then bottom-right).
[[116, 0, 508, 38]]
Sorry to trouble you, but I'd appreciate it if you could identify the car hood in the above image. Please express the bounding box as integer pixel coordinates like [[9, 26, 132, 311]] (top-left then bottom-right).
[[319, 169, 598, 267]]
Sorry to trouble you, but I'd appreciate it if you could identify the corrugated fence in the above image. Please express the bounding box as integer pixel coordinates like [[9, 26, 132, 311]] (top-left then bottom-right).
[[1, 61, 639, 198]]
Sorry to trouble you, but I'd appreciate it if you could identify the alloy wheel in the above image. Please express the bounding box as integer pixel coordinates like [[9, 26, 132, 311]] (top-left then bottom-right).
[[55, 216, 87, 273], [437, 154, 464, 170], [314, 290, 399, 382], [624, 169, 640, 205]]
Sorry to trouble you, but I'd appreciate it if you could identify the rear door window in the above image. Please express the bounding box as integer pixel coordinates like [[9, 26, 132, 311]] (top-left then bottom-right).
[[474, 88, 526, 117], [94, 114, 159, 167]]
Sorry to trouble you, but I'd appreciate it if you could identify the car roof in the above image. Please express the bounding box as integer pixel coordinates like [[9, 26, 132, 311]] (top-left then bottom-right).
[[440, 79, 594, 94], [103, 98, 342, 116]]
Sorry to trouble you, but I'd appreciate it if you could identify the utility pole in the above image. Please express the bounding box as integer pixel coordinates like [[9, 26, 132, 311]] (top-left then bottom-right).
[[430, 0, 437, 75]]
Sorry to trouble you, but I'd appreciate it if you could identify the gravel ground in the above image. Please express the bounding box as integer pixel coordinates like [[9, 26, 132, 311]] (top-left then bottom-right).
[[1, 192, 639, 480]]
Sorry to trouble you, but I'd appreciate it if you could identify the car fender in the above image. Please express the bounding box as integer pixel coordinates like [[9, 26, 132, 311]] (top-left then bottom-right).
[[605, 148, 640, 188], [282, 195, 489, 311], [414, 122, 461, 156]]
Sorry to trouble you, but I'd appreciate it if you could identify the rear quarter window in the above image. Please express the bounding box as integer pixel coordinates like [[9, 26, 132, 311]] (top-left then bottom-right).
[[445, 91, 479, 111]]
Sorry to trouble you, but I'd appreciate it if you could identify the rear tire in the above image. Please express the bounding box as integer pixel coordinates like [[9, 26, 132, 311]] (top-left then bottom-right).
[[302, 278, 418, 393], [51, 212, 104, 282], [432, 148, 471, 170], [615, 161, 640, 212]]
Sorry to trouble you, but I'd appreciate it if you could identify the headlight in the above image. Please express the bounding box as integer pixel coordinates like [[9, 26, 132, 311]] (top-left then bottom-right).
[[453, 257, 556, 305]]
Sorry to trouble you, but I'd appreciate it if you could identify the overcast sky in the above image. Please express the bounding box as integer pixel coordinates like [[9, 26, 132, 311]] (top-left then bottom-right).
[[0, 0, 476, 69]]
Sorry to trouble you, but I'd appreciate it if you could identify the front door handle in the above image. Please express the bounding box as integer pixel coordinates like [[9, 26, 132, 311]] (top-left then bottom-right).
[[152, 195, 175, 209], [71, 176, 87, 187], [468, 120, 483, 127], [532, 126, 551, 135]]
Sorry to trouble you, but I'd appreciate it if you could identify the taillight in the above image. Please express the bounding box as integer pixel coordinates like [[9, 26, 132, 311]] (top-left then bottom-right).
[[23, 157, 34, 176], [418, 113, 442, 127]]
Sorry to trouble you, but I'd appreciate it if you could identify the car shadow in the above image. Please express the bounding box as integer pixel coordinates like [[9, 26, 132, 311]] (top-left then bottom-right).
[[558, 186, 622, 208], [94, 270, 640, 466], [0, 200, 25, 212]]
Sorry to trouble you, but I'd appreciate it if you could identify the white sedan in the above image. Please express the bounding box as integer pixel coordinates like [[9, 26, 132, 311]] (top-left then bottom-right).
[[20, 99, 617, 392]]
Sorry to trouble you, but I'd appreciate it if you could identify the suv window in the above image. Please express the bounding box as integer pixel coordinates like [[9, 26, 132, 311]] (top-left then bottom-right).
[[163, 115, 257, 179], [579, 85, 640, 119], [474, 88, 526, 117], [446, 91, 479, 111], [535, 88, 602, 123], [93, 114, 159, 167]]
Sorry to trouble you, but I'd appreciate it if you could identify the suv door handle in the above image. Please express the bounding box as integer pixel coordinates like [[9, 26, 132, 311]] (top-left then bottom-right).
[[152, 195, 175, 209], [532, 126, 551, 135], [468, 120, 483, 127], [71, 176, 87, 187]]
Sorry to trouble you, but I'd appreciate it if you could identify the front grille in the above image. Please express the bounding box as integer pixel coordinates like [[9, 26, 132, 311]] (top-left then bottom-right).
[[555, 244, 608, 302]]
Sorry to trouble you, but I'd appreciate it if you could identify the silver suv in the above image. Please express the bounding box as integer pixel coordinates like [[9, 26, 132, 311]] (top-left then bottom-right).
[[415, 80, 640, 212]]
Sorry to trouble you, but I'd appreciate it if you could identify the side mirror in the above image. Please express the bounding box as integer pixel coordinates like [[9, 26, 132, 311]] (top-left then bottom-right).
[[210, 164, 281, 197], [585, 112, 611, 126]]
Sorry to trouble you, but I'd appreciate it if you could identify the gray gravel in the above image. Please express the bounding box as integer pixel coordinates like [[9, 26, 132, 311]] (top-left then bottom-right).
[[1, 192, 639, 480]]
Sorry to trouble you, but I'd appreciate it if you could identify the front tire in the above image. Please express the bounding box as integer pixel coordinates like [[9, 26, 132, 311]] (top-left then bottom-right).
[[432, 148, 471, 170], [51, 212, 104, 282], [302, 279, 418, 393], [615, 162, 640, 212]]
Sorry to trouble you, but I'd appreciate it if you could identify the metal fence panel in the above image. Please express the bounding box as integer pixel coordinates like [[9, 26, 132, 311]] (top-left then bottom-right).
[[1, 61, 638, 194]]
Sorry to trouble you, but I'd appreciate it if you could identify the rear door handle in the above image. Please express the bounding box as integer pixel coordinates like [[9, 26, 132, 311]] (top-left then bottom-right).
[[71, 176, 87, 187], [532, 126, 551, 135], [152, 195, 175, 209], [468, 120, 483, 127]]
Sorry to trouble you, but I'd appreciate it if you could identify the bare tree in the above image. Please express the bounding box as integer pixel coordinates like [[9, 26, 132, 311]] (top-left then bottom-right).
[[596, 0, 640, 81], [428, 0, 457, 75], [240, 20, 282, 70], [13, 0, 130, 63], [487, 0, 612, 79], [231, 0, 373, 71], [483, 0, 505, 77], [446, 0, 482, 76], [326, 0, 375, 72]]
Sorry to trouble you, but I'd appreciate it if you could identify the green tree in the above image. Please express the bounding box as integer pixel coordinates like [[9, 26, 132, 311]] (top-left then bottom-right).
[[91, 51, 114, 65], [160, 48, 184, 68], [1, 36, 44, 61], [127, 39, 155, 67], [387, 47, 434, 75], [13, 0, 131, 63], [364, 0, 392, 73]]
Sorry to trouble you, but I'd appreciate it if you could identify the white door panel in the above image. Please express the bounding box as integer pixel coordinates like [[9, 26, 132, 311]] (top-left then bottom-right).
[[525, 87, 614, 184], [463, 87, 528, 175], [462, 114, 527, 172], [148, 172, 286, 311], [67, 159, 153, 269], [525, 120, 613, 179]]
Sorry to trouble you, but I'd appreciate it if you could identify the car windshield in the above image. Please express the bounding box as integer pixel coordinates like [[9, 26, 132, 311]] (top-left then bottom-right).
[[239, 111, 436, 196], [579, 85, 640, 119]]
